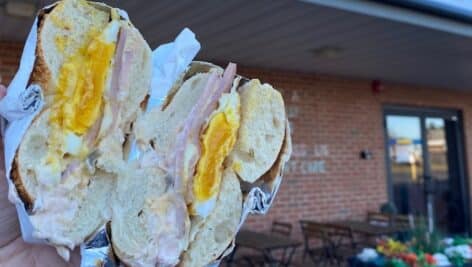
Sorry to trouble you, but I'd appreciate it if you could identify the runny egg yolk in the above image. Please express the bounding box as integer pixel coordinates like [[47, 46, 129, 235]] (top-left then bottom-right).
[[50, 31, 116, 135], [193, 106, 240, 203]]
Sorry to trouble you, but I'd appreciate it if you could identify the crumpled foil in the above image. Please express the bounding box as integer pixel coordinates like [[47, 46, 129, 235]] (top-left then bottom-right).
[[80, 225, 117, 267]]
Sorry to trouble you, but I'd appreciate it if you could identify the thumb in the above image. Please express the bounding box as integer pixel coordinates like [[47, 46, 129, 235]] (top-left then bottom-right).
[[0, 85, 6, 99]]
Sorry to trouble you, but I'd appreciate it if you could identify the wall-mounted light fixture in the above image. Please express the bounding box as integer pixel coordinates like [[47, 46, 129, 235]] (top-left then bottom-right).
[[360, 149, 373, 160], [371, 80, 383, 94]]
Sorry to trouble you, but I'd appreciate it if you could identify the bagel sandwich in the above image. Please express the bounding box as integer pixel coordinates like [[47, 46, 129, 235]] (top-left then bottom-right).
[[10, 0, 152, 258], [123, 61, 289, 266]]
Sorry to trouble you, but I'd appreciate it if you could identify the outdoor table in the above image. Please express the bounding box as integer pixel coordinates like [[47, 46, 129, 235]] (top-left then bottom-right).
[[229, 229, 301, 267], [326, 220, 409, 237]]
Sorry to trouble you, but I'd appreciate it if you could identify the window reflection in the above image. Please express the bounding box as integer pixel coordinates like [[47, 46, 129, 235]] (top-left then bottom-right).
[[426, 118, 448, 181], [386, 115, 425, 216]]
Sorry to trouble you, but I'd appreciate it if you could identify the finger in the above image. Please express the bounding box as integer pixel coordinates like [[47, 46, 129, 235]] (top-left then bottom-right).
[[0, 85, 6, 99], [0, 139, 20, 247], [69, 248, 81, 267]]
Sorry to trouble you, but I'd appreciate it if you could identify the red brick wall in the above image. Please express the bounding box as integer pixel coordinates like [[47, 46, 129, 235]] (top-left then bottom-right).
[[238, 67, 472, 242], [0, 42, 23, 84], [2, 41, 472, 243]]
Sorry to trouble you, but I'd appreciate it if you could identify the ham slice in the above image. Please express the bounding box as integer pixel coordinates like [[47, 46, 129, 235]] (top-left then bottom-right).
[[103, 27, 130, 138], [110, 27, 128, 104], [84, 27, 129, 147], [84, 112, 103, 147]]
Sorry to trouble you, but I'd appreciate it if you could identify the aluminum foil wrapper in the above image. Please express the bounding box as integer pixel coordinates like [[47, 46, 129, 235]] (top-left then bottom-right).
[[80, 225, 117, 267]]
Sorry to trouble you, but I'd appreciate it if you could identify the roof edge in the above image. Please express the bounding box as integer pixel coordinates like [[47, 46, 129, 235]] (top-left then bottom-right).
[[301, 0, 472, 37]]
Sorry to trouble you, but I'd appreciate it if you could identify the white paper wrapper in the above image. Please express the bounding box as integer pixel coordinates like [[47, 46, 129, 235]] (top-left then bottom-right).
[[1, 12, 46, 244], [127, 28, 200, 161], [0, 2, 290, 266]]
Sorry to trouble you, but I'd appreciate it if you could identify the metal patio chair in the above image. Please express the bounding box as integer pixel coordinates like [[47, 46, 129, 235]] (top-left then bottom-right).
[[244, 220, 294, 266], [299, 220, 335, 266]]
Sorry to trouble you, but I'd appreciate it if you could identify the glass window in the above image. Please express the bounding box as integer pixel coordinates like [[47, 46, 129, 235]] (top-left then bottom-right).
[[425, 118, 449, 181]]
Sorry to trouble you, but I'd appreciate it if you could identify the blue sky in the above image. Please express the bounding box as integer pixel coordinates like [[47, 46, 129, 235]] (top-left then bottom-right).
[[387, 115, 421, 140], [424, 0, 472, 13]]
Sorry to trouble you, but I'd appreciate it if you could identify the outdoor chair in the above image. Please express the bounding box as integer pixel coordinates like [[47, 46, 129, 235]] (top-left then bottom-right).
[[366, 211, 391, 226], [243, 220, 294, 267], [299, 220, 335, 266], [271, 220, 293, 237], [325, 223, 357, 266], [362, 212, 393, 246]]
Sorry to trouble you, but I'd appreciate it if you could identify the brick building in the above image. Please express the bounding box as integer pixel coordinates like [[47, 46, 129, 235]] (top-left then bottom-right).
[[2, 0, 472, 245]]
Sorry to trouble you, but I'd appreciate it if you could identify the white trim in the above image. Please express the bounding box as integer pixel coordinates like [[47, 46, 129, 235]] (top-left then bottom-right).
[[302, 0, 472, 37]]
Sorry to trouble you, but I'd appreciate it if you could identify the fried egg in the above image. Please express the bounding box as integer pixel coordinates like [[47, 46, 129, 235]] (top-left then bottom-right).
[[190, 91, 240, 217]]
